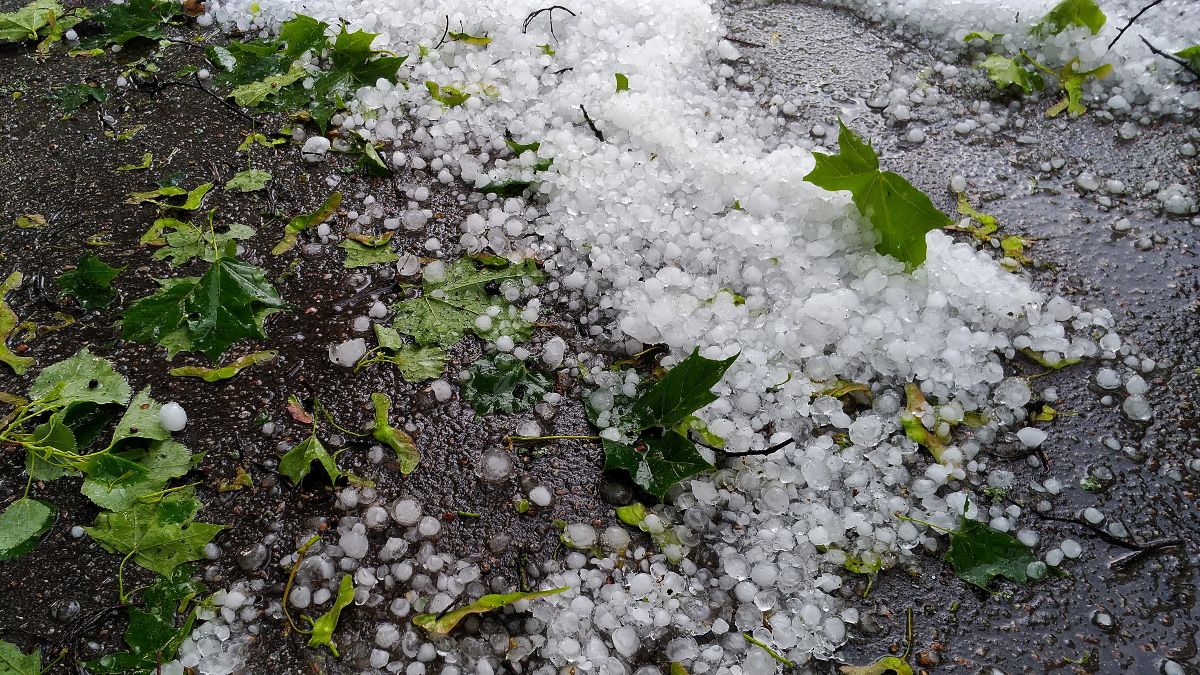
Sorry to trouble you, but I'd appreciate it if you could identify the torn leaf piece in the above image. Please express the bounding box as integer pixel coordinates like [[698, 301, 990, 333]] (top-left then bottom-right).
[[949, 192, 1000, 239], [272, 191, 341, 255], [412, 587, 568, 635], [1046, 59, 1112, 118], [224, 169, 272, 192], [56, 253, 124, 309], [340, 231, 398, 267], [140, 216, 255, 267], [370, 393, 420, 474], [278, 434, 339, 485], [1, 272, 35, 375], [426, 80, 469, 107], [306, 575, 355, 656], [840, 656, 914, 675], [358, 325, 447, 381], [0, 497, 55, 560], [900, 383, 947, 462], [169, 350, 277, 382], [461, 353, 552, 415], [117, 152, 153, 171], [804, 120, 952, 268], [127, 183, 214, 211], [944, 516, 1038, 589], [1031, 0, 1106, 36]]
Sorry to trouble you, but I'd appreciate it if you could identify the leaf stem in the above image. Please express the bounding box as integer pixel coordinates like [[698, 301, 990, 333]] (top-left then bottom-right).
[[742, 633, 795, 667], [283, 535, 321, 635], [892, 510, 956, 534]]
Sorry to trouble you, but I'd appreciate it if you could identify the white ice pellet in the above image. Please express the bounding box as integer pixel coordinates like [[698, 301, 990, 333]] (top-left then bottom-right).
[[528, 486, 552, 507], [160, 402, 188, 432]]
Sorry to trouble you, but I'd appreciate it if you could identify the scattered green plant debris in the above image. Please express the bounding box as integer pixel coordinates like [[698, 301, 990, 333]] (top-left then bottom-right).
[[356, 324, 447, 381], [217, 467, 254, 492], [950, 192, 1000, 239], [743, 633, 795, 667], [839, 656, 914, 675], [1000, 234, 1034, 269], [462, 353, 553, 415], [56, 253, 124, 309], [272, 191, 342, 254], [127, 182, 215, 211], [340, 230, 398, 267], [305, 574, 355, 656], [237, 132, 285, 153], [0, 0, 89, 55], [54, 82, 106, 116], [0, 638, 45, 673], [616, 502, 687, 558], [15, 213, 46, 229], [412, 587, 568, 635], [105, 123, 147, 142], [370, 393, 420, 474], [1031, 0, 1106, 37], [0, 272, 35, 375], [122, 244, 288, 361], [117, 152, 154, 171], [168, 350, 277, 382], [356, 142, 392, 176], [967, 0, 1111, 117], [0, 497, 55, 560], [208, 16, 406, 129], [225, 168, 273, 192], [390, 257, 543, 347], [278, 430, 340, 484], [140, 214, 255, 267], [900, 383, 947, 461], [590, 348, 737, 499], [615, 72, 629, 92], [670, 664, 688, 675], [83, 567, 205, 673], [426, 80, 470, 107], [804, 120, 952, 268], [896, 508, 1038, 590], [85, 0, 182, 47], [448, 30, 491, 46]]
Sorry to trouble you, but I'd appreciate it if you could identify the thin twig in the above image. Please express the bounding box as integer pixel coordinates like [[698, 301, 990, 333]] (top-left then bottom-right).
[[724, 34, 765, 49], [434, 15, 450, 48], [579, 104, 604, 142], [150, 79, 255, 123], [720, 437, 795, 457], [1108, 0, 1166, 50], [1140, 36, 1200, 78], [522, 5, 577, 41]]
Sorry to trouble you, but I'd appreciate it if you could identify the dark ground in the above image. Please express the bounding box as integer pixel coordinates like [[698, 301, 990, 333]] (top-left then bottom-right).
[[0, 1, 1198, 674]]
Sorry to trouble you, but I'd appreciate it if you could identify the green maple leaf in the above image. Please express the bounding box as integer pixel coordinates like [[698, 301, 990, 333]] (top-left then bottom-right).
[[139, 216, 254, 266], [360, 325, 447, 381], [944, 516, 1037, 589], [392, 258, 542, 347], [370, 393, 420, 474], [461, 353, 552, 415], [224, 169, 272, 192], [0, 498, 55, 561], [1031, 0, 1106, 36], [0, 639, 41, 674], [603, 431, 713, 499], [980, 54, 1044, 95], [804, 120, 952, 268], [230, 61, 308, 107], [80, 452, 165, 512], [306, 574, 355, 656], [122, 251, 287, 361], [56, 253, 123, 309], [278, 433, 340, 484], [83, 568, 205, 674], [85, 489, 224, 578], [412, 587, 567, 635], [630, 348, 738, 430], [86, 0, 179, 46]]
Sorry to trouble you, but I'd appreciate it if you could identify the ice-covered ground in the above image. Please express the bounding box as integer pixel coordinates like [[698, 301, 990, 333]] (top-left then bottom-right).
[[173, 0, 1170, 670]]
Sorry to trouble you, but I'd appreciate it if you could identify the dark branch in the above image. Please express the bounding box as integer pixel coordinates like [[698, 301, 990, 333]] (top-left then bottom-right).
[[522, 5, 577, 41], [434, 15, 450, 48], [1108, 0, 1166, 50], [1140, 36, 1200, 78], [721, 437, 796, 457], [145, 79, 254, 123], [579, 104, 604, 142]]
